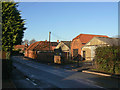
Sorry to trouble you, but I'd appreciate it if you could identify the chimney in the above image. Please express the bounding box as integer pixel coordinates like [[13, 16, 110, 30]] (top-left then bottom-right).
[[57, 40, 59, 43], [25, 44, 28, 50], [25, 44, 28, 47]]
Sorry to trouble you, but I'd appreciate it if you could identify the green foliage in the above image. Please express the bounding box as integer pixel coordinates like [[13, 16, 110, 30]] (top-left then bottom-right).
[[95, 46, 120, 74], [2, 2, 26, 53], [0, 2, 2, 51]]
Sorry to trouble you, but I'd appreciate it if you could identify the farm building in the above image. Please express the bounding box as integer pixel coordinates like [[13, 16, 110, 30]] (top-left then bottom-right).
[[54, 41, 71, 64], [81, 37, 119, 61], [14, 44, 28, 53], [25, 41, 58, 62], [71, 34, 108, 59]]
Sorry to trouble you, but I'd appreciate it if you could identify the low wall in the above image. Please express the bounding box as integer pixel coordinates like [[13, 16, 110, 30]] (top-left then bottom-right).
[[25, 50, 37, 59], [0, 51, 6, 59], [36, 52, 54, 63], [54, 55, 61, 64]]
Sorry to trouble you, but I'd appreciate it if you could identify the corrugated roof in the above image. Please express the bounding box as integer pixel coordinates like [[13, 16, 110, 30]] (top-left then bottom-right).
[[61, 41, 71, 48], [14, 45, 25, 49], [27, 41, 58, 51], [97, 37, 119, 46], [27, 42, 40, 50], [55, 41, 71, 51]]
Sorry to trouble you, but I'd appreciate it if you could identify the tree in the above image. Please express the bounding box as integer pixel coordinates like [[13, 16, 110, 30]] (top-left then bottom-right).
[[0, 2, 2, 51], [2, 1, 26, 59], [29, 39, 36, 45]]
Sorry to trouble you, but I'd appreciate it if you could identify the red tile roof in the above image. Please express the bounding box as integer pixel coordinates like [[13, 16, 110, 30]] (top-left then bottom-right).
[[73, 34, 108, 43], [27, 41, 58, 51], [27, 42, 40, 50], [14, 45, 25, 49]]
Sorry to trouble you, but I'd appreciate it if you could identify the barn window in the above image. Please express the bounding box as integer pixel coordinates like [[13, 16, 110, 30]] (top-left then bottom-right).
[[73, 49, 78, 56]]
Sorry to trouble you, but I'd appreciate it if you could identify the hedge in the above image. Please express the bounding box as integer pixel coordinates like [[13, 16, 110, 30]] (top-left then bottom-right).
[[95, 46, 120, 74]]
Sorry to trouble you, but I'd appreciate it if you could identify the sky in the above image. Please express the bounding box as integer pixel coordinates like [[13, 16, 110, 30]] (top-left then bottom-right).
[[16, 2, 118, 42], [14, 0, 119, 2]]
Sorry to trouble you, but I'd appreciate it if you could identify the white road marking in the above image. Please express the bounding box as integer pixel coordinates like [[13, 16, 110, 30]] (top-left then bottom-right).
[[26, 78, 37, 86]]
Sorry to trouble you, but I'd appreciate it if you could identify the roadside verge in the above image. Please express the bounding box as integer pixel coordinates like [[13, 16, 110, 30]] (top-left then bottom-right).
[[81, 70, 120, 79]]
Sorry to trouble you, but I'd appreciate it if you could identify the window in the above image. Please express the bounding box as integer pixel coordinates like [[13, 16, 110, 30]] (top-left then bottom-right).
[[73, 49, 78, 56]]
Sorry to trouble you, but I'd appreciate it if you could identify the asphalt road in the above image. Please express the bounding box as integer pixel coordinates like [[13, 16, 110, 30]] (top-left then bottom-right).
[[11, 56, 120, 89]]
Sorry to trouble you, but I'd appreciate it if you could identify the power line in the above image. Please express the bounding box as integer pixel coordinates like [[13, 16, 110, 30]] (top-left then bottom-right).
[[52, 32, 66, 40]]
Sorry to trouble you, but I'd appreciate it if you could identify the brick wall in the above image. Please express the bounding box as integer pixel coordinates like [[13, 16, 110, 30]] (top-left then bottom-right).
[[24, 50, 28, 57], [71, 39, 82, 58], [25, 50, 37, 59], [54, 55, 61, 64], [0, 51, 6, 59], [36, 52, 54, 63]]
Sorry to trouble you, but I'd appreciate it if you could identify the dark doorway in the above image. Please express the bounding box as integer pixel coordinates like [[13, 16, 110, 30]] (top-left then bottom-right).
[[83, 51, 86, 60]]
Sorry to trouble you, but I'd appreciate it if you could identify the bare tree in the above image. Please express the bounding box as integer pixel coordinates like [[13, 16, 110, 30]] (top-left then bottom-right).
[[29, 39, 36, 45], [22, 39, 29, 45]]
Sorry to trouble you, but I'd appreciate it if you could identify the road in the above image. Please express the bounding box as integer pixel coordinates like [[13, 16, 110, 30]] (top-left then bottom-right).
[[11, 56, 120, 89]]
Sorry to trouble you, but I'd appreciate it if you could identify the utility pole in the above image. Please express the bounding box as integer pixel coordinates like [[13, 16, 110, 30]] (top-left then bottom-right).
[[49, 32, 51, 51]]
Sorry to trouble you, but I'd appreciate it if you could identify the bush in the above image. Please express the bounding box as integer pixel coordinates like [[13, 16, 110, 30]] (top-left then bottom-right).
[[95, 46, 120, 74]]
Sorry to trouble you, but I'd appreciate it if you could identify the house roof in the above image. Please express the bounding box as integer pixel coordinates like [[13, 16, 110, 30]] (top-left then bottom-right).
[[82, 37, 119, 48], [51, 42, 58, 46], [96, 37, 119, 46], [55, 41, 71, 52], [61, 41, 71, 48], [27, 41, 58, 51], [27, 42, 40, 50], [73, 34, 108, 45], [14, 45, 25, 49]]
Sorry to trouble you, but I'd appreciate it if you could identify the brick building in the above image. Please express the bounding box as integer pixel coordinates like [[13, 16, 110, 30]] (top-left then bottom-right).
[[71, 34, 108, 59], [25, 41, 58, 60], [54, 41, 71, 64], [0, 51, 6, 59], [14, 44, 28, 53], [81, 37, 119, 61], [14, 45, 25, 51]]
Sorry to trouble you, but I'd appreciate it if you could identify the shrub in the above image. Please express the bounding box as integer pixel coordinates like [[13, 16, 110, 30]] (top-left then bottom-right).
[[95, 46, 120, 74]]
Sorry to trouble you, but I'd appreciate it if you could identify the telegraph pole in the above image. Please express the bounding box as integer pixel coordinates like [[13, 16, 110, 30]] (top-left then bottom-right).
[[49, 32, 51, 51]]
